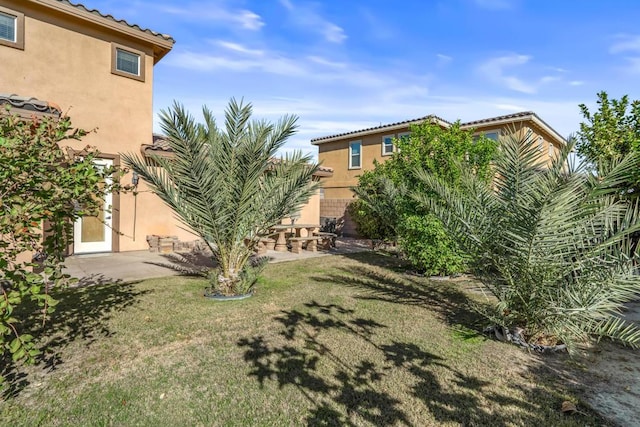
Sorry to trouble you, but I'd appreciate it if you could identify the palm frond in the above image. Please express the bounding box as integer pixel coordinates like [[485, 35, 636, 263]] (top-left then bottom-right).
[[122, 100, 318, 295], [412, 130, 640, 351]]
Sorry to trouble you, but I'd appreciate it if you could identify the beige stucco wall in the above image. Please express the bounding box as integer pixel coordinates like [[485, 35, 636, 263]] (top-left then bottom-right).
[[317, 120, 563, 200], [279, 189, 321, 226], [0, 0, 193, 252], [317, 126, 411, 200]]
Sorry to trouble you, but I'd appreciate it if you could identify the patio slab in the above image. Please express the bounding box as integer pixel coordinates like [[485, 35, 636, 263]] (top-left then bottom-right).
[[63, 238, 372, 284]]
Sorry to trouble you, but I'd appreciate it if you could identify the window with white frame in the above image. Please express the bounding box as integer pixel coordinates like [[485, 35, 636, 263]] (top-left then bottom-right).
[[0, 12, 15, 42], [397, 131, 410, 142], [382, 134, 394, 156], [397, 132, 410, 152], [0, 6, 24, 50], [111, 43, 145, 81], [538, 136, 544, 151], [349, 141, 361, 169], [548, 143, 554, 157]]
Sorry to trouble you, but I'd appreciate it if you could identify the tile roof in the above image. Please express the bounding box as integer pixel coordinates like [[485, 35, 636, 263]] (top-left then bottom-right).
[[142, 134, 333, 174], [54, 0, 175, 43], [0, 94, 62, 116], [311, 110, 566, 145], [310, 114, 451, 144], [149, 133, 172, 151], [461, 111, 534, 127]]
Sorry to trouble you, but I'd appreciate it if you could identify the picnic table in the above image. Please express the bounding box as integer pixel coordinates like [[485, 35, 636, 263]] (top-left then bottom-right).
[[269, 224, 320, 252]]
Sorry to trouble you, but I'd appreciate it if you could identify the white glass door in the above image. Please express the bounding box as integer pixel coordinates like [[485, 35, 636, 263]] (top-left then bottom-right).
[[73, 159, 113, 253]]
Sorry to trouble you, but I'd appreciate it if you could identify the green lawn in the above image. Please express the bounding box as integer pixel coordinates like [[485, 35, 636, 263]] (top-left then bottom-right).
[[1, 252, 605, 426]]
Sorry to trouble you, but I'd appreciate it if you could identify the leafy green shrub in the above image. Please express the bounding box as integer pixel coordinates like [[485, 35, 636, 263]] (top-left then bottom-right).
[[398, 214, 465, 276], [1, 109, 120, 387]]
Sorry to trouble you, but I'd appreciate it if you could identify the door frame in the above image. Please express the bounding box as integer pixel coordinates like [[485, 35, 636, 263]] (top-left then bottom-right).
[[71, 153, 120, 254]]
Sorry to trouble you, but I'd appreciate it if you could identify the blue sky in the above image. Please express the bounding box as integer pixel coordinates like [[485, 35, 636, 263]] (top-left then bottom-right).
[[91, 0, 640, 158]]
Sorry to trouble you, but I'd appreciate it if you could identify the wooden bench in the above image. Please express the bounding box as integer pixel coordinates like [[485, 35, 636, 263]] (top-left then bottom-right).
[[288, 236, 321, 254]]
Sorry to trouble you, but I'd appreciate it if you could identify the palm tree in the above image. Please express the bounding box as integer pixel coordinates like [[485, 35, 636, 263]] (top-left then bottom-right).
[[122, 99, 319, 296], [413, 131, 640, 351]]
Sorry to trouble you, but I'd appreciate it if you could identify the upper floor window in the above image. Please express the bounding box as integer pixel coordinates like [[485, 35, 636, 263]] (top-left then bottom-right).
[[0, 6, 24, 50], [483, 132, 499, 141], [538, 136, 544, 151], [111, 43, 145, 82], [474, 131, 499, 142], [397, 132, 410, 141], [349, 141, 361, 169], [382, 135, 394, 156], [397, 132, 410, 152]]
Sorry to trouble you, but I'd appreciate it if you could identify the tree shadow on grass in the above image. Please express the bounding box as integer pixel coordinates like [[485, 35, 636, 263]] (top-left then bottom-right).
[[144, 251, 216, 277], [237, 299, 584, 426], [311, 252, 486, 332], [1, 276, 149, 399]]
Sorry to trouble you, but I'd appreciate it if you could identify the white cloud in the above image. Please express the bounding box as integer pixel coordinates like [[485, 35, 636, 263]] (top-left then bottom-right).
[[610, 35, 640, 53], [610, 35, 640, 74], [166, 51, 308, 76], [307, 56, 347, 68], [161, 3, 264, 30], [279, 0, 347, 44], [569, 80, 585, 86], [166, 44, 399, 89], [323, 23, 347, 44], [359, 8, 395, 41], [279, 0, 294, 11], [478, 54, 537, 93], [540, 76, 560, 84], [213, 40, 264, 56], [152, 90, 582, 161], [236, 10, 264, 30], [477, 54, 563, 94], [436, 53, 453, 66]]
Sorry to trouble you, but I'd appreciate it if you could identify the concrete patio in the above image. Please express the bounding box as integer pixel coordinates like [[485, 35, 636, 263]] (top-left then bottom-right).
[[63, 237, 372, 284]]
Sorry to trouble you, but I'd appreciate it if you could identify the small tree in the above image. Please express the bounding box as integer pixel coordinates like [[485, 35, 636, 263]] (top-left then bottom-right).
[[576, 91, 640, 170], [349, 121, 497, 275], [122, 99, 319, 296], [1, 109, 119, 384], [415, 131, 640, 351]]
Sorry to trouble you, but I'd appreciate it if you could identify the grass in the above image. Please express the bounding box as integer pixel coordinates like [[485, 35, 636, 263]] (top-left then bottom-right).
[[1, 252, 606, 426]]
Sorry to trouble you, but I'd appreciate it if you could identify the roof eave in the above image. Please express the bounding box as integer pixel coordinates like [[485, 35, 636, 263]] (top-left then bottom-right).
[[461, 113, 567, 146], [530, 114, 568, 146], [311, 116, 449, 145], [33, 0, 175, 62]]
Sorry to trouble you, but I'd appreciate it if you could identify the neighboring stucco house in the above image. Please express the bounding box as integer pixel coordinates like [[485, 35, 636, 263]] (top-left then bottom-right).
[[311, 111, 567, 235]]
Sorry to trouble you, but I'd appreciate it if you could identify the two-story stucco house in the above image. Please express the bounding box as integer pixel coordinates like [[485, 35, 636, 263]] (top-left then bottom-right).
[[311, 111, 567, 235], [1, 0, 328, 254], [0, 0, 188, 254]]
